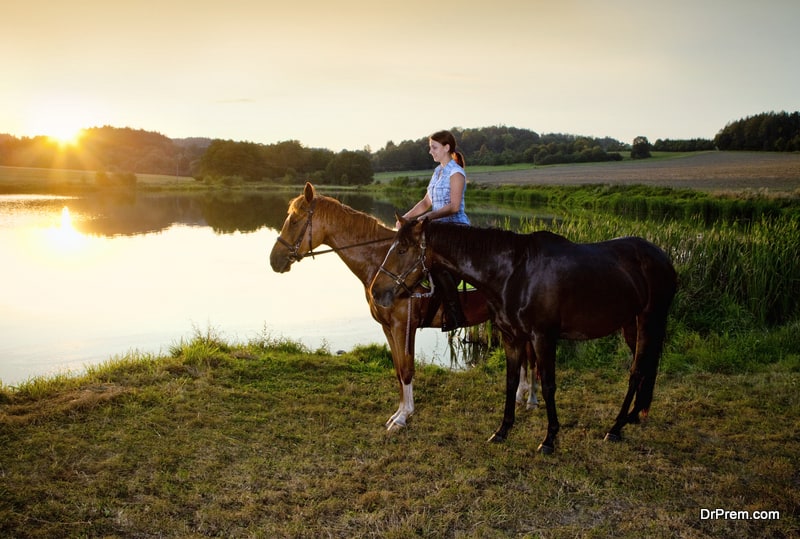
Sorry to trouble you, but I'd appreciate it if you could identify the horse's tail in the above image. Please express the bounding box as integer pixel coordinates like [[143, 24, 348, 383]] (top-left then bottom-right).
[[634, 310, 669, 415], [634, 245, 678, 415]]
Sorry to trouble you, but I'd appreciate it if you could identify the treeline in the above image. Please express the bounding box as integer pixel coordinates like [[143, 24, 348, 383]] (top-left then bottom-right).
[[1, 111, 797, 185], [372, 126, 626, 172], [714, 111, 800, 151], [195, 139, 373, 185], [652, 138, 716, 152], [0, 127, 374, 185], [0, 126, 207, 176]]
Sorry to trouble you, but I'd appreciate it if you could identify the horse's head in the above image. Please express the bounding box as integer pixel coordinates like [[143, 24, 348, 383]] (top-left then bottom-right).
[[270, 182, 324, 273], [370, 214, 430, 308]]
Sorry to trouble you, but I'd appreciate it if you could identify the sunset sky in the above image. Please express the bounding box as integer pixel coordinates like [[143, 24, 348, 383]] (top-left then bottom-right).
[[3, 0, 798, 151]]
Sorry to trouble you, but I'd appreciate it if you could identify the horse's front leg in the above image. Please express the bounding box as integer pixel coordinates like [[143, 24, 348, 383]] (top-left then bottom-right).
[[386, 381, 414, 431], [382, 324, 415, 432], [534, 334, 559, 454], [488, 337, 524, 443]]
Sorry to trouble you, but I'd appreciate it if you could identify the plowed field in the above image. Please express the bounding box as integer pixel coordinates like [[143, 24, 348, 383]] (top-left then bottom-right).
[[469, 151, 800, 191]]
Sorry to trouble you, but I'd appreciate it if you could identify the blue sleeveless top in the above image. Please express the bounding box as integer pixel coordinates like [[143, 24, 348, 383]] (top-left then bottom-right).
[[427, 159, 470, 225]]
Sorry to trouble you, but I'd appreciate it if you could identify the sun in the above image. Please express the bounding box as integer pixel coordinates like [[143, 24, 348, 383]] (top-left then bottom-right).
[[26, 96, 90, 147], [48, 125, 86, 147]]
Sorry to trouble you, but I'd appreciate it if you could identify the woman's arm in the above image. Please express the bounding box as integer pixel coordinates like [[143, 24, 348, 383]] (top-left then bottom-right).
[[424, 172, 465, 220], [397, 192, 433, 227]]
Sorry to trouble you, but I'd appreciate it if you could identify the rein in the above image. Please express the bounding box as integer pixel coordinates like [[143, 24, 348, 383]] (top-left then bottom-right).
[[276, 199, 391, 261], [376, 230, 434, 355], [304, 237, 392, 258], [377, 230, 430, 297]]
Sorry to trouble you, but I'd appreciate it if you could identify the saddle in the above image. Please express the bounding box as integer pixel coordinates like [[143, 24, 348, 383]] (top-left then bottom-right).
[[420, 279, 477, 328]]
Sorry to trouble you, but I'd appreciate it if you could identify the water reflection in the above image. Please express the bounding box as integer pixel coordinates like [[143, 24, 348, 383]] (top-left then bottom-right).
[[0, 189, 537, 386], [45, 190, 530, 238]]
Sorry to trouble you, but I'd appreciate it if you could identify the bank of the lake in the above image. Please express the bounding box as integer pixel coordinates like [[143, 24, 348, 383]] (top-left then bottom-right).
[[1, 336, 797, 538]]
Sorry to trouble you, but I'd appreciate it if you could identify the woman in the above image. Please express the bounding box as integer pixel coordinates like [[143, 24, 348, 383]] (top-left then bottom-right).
[[399, 130, 470, 225], [398, 130, 469, 330]]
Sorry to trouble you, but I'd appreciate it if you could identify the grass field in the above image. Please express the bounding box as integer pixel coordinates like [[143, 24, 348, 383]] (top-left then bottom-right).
[[1, 337, 797, 538], [0, 165, 200, 193]]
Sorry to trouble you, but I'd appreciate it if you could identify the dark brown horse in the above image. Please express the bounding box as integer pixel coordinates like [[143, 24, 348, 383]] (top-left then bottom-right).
[[371, 217, 677, 453], [269, 183, 538, 432]]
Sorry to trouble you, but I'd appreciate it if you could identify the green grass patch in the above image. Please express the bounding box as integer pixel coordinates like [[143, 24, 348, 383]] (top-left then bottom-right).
[[512, 212, 800, 333], [467, 183, 800, 223], [0, 165, 203, 194]]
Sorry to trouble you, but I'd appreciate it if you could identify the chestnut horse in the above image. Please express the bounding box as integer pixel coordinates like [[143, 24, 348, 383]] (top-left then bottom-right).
[[269, 183, 538, 432], [371, 217, 677, 453]]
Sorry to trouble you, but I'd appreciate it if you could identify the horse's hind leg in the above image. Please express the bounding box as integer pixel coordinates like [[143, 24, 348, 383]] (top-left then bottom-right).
[[621, 320, 637, 358], [515, 363, 531, 407], [631, 312, 668, 419], [515, 342, 538, 410], [605, 314, 666, 442], [603, 320, 640, 442], [605, 372, 640, 442]]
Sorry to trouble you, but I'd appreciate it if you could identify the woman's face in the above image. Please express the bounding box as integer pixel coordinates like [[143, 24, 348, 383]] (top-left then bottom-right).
[[428, 139, 450, 164]]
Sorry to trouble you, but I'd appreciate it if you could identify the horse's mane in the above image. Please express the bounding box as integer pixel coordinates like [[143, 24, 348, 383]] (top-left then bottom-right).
[[428, 221, 528, 261], [291, 193, 393, 239]]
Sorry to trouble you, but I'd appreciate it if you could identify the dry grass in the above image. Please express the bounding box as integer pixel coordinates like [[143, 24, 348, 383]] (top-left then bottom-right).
[[1, 346, 797, 538]]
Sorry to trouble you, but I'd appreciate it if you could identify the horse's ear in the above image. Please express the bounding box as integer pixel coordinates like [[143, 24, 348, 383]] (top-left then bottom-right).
[[395, 211, 407, 226], [304, 182, 315, 203]]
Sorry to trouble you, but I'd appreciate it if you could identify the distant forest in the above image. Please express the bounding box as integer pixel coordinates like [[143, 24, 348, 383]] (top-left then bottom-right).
[[713, 111, 800, 151], [0, 111, 797, 186]]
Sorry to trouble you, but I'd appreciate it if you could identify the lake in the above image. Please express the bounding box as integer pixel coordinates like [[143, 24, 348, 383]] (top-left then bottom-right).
[[0, 189, 530, 386]]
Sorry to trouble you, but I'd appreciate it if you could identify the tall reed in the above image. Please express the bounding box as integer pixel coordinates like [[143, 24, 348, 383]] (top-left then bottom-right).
[[517, 213, 800, 332]]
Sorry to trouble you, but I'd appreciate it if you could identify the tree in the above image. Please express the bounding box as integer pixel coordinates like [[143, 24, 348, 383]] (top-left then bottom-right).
[[714, 111, 800, 151], [631, 136, 652, 159], [325, 151, 373, 185], [196, 140, 265, 181]]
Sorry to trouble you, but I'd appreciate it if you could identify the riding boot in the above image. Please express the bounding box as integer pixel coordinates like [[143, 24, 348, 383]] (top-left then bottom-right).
[[432, 269, 467, 331]]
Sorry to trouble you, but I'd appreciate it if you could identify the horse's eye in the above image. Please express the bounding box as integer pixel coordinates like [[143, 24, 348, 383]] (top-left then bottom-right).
[[397, 247, 407, 255]]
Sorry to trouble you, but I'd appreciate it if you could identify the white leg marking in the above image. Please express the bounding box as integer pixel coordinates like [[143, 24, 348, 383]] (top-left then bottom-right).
[[516, 364, 531, 405], [387, 382, 414, 431], [527, 377, 539, 410]]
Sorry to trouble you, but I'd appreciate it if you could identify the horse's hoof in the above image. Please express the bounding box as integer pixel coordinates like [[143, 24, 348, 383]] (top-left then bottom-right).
[[537, 443, 555, 455], [487, 433, 506, 444], [386, 419, 406, 433], [526, 402, 539, 411], [604, 432, 622, 443]]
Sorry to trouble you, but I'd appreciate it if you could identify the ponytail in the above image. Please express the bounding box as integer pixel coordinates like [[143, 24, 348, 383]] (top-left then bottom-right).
[[453, 151, 465, 168]]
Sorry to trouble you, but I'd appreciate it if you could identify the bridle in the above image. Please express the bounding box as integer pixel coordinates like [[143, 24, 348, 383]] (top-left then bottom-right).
[[275, 198, 391, 262], [377, 230, 431, 297], [275, 199, 317, 262]]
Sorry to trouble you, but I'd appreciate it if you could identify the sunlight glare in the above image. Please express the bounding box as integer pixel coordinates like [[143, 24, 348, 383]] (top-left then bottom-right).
[[26, 96, 90, 147], [48, 126, 85, 147], [45, 206, 87, 252]]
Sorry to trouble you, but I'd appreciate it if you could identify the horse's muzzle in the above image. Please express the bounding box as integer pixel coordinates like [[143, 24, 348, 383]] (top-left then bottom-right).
[[269, 250, 293, 273], [370, 285, 397, 308]]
